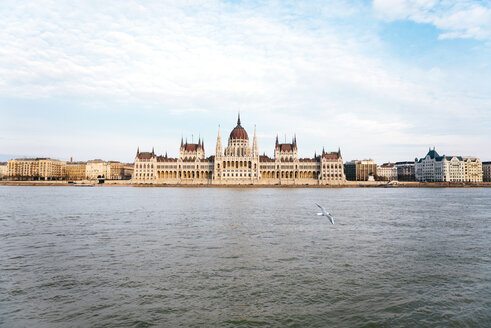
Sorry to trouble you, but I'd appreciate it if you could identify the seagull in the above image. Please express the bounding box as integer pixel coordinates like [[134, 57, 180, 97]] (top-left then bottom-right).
[[316, 203, 334, 224]]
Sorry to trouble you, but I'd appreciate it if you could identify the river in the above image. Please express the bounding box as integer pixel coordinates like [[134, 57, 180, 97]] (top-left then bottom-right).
[[1, 186, 490, 327]]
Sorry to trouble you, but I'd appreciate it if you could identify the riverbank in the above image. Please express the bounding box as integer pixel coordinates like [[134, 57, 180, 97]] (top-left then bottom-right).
[[1, 180, 490, 188]]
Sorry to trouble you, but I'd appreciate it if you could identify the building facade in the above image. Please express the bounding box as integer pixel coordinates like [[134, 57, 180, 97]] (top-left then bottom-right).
[[86, 159, 108, 180], [7, 158, 66, 180], [0, 162, 8, 179], [376, 163, 398, 181], [66, 162, 87, 180], [132, 115, 345, 185], [344, 159, 377, 181], [394, 161, 415, 181], [86, 160, 128, 180], [415, 148, 482, 182], [483, 162, 491, 182], [38, 158, 66, 180], [463, 157, 483, 183]]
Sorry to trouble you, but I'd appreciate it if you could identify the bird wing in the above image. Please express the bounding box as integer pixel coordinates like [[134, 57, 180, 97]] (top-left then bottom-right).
[[327, 214, 334, 225], [316, 203, 328, 216]]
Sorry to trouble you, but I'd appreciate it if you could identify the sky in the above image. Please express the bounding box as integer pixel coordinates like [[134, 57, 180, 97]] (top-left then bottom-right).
[[1, 0, 490, 163]]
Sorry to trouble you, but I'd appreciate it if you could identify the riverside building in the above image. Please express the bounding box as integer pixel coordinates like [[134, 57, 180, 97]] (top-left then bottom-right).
[[376, 163, 398, 181], [344, 159, 377, 181], [7, 158, 66, 180], [483, 162, 491, 182], [66, 162, 87, 181], [394, 161, 415, 181], [86, 160, 127, 180], [132, 115, 345, 185], [415, 148, 482, 182], [0, 162, 7, 180]]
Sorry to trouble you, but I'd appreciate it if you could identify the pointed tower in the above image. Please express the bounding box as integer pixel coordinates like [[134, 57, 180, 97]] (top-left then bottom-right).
[[293, 134, 297, 149], [216, 125, 223, 157], [252, 125, 258, 156], [237, 112, 241, 125], [181, 136, 184, 149], [137, 146, 140, 155], [275, 135, 279, 149], [152, 146, 155, 155]]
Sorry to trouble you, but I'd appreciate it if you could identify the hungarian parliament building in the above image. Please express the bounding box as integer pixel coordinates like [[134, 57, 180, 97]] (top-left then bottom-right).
[[133, 115, 345, 185]]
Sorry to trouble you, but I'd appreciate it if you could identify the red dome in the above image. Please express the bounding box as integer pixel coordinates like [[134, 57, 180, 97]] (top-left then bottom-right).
[[229, 114, 249, 140]]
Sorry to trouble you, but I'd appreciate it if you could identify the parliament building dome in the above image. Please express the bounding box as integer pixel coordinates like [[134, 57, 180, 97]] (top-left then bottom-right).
[[229, 114, 248, 140]]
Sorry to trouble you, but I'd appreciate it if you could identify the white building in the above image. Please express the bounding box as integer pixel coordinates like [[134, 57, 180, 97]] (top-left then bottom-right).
[[86, 160, 126, 180], [415, 148, 482, 182], [133, 114, 345, 185], [464, 157, 483, 183], [377, 163, 398, 181], [86, 159, 108, 180]]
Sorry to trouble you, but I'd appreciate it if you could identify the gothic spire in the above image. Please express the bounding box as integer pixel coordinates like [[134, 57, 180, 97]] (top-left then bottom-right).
[[237, 112, 241, 125], [253, 125, 258, 156], [216, 125, 223, 157], [137, 146, 139, 154]]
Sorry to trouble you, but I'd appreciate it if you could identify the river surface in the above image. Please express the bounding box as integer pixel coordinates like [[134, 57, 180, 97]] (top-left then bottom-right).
[[0, 186, 490, 327]]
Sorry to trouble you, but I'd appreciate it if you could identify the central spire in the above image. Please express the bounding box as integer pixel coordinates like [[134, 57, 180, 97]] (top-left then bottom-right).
[[237, 112, 241, 125]]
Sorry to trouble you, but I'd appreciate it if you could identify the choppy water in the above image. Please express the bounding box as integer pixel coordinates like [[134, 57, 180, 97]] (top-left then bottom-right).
[[0, 186, 490, 327]]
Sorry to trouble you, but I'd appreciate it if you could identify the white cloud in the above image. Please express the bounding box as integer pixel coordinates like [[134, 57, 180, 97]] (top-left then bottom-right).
[[0, 0, 489, 161], [373, 0, 491, 41]]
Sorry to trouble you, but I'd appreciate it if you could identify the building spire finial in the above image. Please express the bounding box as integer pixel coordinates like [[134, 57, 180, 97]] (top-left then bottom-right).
[[237, 112, 241, 125]]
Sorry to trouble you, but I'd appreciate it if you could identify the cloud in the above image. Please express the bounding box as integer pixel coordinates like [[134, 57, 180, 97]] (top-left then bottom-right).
[[373, 0, 491, 41], [0, 0, 490, 162]]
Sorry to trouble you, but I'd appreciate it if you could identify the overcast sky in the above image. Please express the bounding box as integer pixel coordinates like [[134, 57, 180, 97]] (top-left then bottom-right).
[[1, 0, 490, 163]]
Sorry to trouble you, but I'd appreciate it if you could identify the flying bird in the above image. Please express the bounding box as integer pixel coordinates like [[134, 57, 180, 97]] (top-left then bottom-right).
[[316, 203, 334, 224]]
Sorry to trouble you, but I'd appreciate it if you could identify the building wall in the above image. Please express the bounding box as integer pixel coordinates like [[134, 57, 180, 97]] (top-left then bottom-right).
[[464, 158, 483, 183], [0, 163, 8, 179], [415, 148, 482, 182], [86, 160, 108, 180], [8, 158, 66, 180], [345, 160, 376, 181], [132, 117, 345, 185], [377, 165, 398, 181], [483, 162, 491, 182], [38, 159, 66, 180], [66, 163, 87, 180], [395, 162, 415, 181], [107, 162, 125, 180]]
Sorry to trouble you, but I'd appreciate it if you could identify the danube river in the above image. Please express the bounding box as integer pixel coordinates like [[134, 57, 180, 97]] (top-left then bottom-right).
[[1, 186, 490, 327]]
